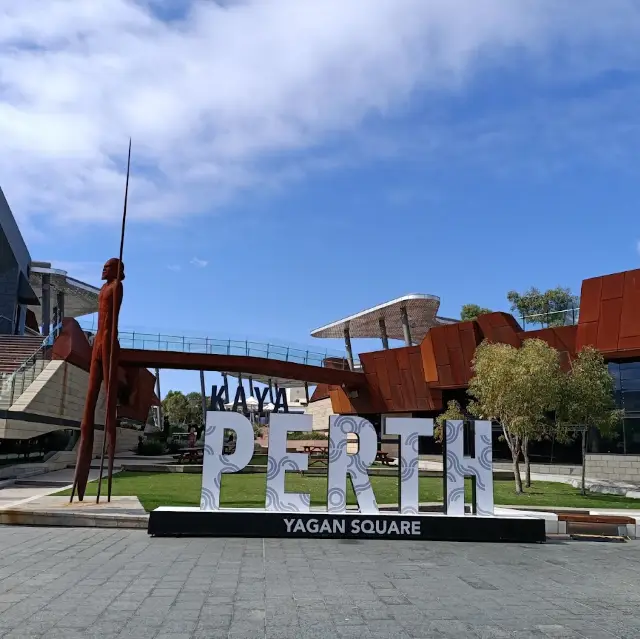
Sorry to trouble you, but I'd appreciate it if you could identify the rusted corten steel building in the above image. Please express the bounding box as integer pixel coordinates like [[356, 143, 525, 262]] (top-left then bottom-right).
[[312, 268, 640, 457]]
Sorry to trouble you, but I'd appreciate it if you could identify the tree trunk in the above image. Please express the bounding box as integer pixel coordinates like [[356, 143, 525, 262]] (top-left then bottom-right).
[[502, 425, 523, 494], [512, 452, 523, 495], [581, 427, 588, 496], [523, 437, 531, 488]]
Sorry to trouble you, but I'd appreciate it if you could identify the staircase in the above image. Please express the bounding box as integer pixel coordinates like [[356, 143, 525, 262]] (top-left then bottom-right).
[[0, 335, 45, 373], [0, 335, 49, 409]]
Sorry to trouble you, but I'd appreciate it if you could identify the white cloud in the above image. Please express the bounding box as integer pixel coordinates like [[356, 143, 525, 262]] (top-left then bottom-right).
[[190, 257, 208, 268], [2, 0, 640, 231], [167, 264, 182, 272]]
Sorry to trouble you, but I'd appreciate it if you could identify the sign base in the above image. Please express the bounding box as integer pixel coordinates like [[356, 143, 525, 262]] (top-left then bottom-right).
[[148, 508, 546, 543]]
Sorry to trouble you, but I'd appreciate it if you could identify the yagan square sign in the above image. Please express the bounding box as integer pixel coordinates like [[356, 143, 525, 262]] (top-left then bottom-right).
[[147, 413, 546, 542]]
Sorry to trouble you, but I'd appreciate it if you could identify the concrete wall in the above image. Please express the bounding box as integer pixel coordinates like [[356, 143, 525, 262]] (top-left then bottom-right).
[[586, 454, 640, 484], [0, 359, 105, 439], [305, 397, 334, 431]]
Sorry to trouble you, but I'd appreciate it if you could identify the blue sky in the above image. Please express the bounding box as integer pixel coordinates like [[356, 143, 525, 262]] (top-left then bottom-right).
[[2, 1, 640, 395]]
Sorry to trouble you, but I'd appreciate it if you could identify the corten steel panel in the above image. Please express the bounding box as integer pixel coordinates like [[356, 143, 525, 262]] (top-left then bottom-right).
[[596, 298, 624, 352], [522, 326, 577, 368], [420, 333, 439, 383], [601, 272, 625, 301], [408, 348, 434, 409], [576, 321, 599, 351], [52, 318, 93, 370], [620, 270, 640, 341], [437, 364, 454, 388], [475, 313, 522, 347], [119, 349, 365, 387], [430, 326, 451, 365], [386, 351, 402, 388], [447, 346, 467, 386], [459, 324, 481, 370], [577, 276, 603, 324], [310, 384, 330, 402]]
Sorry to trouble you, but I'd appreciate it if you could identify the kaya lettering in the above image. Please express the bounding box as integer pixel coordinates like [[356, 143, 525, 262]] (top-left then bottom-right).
[[200, 412, 495, 517]]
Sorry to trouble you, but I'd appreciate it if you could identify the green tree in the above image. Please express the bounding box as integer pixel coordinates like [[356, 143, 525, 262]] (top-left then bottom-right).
[[557, 347, 622, 495], [185, 391, 205, 426], [434, 399, 465, 443], [507, 286, 579, 328], [162, 390, 190, 427], [467, 339, 562, 493], [460, 304, 493, 322]]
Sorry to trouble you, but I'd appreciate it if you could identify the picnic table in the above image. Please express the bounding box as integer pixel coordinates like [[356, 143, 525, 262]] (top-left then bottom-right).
[[174, 447, 204, 464], [301, 445, 328, 467], [375, 450, 395, 466]]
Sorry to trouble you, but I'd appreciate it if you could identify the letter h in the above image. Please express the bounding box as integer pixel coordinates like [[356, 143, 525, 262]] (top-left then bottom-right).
[[443, 420, 494, 517]]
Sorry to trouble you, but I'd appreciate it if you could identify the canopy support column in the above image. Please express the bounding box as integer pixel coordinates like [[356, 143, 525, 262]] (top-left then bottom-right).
[[154, 368, 163, 430], [41, 273, 51, 336], [199, 370, 207, 430], [343, 327, 355, 371], [379, 317, 389, 350], [400, 306, 412, 346], [222, 373, 230, 403]]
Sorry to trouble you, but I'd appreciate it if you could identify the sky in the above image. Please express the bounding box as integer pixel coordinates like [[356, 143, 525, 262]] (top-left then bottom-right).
[[2, 0, 640, 396]]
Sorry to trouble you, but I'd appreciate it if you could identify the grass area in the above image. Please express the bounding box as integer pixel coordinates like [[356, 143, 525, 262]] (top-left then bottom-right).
[[58, 471, 640, 512]]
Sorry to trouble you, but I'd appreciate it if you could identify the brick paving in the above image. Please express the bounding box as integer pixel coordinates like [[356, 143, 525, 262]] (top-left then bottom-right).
[[0, 527, 638, 638]]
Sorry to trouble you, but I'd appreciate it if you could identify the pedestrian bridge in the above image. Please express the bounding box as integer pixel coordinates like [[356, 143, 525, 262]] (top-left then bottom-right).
[[113, 330, 364, 387]]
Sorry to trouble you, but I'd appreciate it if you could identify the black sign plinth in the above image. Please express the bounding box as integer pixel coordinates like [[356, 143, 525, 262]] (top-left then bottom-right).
[[148, 508, 546, 543]]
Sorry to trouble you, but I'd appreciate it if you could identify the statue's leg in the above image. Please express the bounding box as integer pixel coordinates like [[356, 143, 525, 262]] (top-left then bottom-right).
[[75, 354, 103, 500], [104, 344, 119, 501]]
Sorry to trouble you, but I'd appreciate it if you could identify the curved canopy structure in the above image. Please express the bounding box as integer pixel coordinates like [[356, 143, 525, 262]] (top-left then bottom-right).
[[311, 293, 458, 355], [29, 263, 100, 324]]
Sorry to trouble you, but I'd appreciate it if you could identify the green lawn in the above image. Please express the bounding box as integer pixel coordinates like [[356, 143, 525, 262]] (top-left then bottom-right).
[[58, 471, 640, 512]]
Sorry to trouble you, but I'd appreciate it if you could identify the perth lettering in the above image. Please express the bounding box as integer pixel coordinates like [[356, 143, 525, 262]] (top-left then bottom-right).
[[200, 412, 496, 518], [283, 517, 421, 536]]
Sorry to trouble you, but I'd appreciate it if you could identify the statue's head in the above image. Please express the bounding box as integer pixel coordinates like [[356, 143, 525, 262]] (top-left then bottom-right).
[[101, 258, 125, 282]]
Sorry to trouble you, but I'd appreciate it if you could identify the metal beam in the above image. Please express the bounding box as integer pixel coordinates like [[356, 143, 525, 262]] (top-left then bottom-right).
[[118, 349, 366, 387], [400, 306, 412, 346], [343, 327, 355, 371]]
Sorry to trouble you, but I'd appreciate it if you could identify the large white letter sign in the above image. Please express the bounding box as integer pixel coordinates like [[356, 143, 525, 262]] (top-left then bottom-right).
[[385, 417, 433, 514], [200, 411, 254, 510], [327, 415, 378, 514], [444, 420, 494, 517], [266, 413, 311, 513]]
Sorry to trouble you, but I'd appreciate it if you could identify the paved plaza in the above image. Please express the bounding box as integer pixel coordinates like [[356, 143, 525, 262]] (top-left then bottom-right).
[[0, 528, 638, 638]]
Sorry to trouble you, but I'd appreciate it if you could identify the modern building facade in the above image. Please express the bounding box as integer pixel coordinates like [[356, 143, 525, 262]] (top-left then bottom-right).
[[309, 268, 640, 461], [0, 187, 39, 335]]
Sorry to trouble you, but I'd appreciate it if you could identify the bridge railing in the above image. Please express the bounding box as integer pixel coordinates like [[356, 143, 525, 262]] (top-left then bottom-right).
[[104, 330, 359, 371]]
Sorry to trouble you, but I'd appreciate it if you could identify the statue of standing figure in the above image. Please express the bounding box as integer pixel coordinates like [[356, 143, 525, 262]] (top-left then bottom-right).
[[72, 257, 124, 501]]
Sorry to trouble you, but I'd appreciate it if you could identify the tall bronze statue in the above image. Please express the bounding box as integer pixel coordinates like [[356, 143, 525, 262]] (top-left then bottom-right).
[[71, 139, 131, 503], [72, 258, 124, 501]]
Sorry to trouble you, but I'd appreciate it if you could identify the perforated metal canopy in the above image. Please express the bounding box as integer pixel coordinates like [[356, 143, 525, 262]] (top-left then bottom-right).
[[310, 294, 458, 344], [29, 264, 100, 323]]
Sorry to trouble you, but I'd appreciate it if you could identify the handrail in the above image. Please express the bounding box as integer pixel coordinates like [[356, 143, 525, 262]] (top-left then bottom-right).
[[0, 331, 53, 390], [520, 307, 580, 329], [77, 322, 359, 370], [116, 331, 358, 370]]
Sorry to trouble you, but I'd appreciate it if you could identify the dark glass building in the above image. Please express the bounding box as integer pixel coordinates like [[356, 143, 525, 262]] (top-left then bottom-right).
[[608, 361, 640, 454], [0, 187, 39, 335]]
